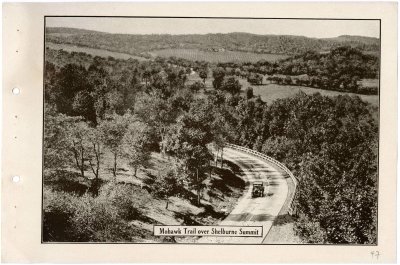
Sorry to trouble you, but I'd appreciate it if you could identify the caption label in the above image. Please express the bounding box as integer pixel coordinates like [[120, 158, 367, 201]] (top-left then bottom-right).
[[154, 225, 263, 237]]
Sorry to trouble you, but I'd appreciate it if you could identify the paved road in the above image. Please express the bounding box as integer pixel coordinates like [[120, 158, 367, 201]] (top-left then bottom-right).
[[198, 147, 289, 244]]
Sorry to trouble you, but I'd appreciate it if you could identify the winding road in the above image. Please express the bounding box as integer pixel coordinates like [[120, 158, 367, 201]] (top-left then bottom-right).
[[198, 147, 289, 244]]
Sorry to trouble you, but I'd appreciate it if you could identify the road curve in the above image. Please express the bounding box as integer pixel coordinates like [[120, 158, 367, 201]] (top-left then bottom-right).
[[198, 147, 289, 244]]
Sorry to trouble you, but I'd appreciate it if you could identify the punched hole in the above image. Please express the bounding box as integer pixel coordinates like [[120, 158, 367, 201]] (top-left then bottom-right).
[[12, 176, 20, 183], [12, 87, 20, 95]]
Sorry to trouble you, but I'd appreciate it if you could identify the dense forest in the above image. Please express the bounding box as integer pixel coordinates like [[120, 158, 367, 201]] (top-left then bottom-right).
[[43, 46, 378, 244], [231, 94, 378, 243], [46, 27, 379, 56], [216, 46, 379, 94]]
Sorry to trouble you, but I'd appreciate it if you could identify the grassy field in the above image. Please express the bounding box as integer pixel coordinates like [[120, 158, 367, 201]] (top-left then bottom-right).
[[248, 84, 379, 106], [151, 48, 289, 63], [359, 78, 379, 88], [46, 42, 148, 61], [188, 71, 379, 107]]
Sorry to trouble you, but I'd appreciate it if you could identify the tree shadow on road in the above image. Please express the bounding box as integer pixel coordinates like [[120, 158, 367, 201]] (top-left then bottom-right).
[[222, 160, 244, 175], [211, 165, 246, 194], [223, 213, 294, 225], [226, 213, 275, 222]]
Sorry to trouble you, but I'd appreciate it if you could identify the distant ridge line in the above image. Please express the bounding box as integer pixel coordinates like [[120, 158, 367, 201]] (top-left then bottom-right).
[[46, 27, 379, 40]]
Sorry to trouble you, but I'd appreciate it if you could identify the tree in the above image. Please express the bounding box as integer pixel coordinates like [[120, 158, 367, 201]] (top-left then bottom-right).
[[44, 62, 57, 103], [210, 103, 235, 168], [247, 73, 263, 85], [98, 113, 129, 179], [178, 69, 187, 86], [142, 68, 152, 87], [165, 101, 214, 205], [234, 68, 242, 78], [135, 92, 179, 155], [105, 90, 125, 115], [114, 69, 140, 113], [67, 119, 91, 179], [199, 69, 208, 84], [86, 127, 104, 194], [52, 64, 89, 116], [122, 122, 151, 177], [220, 76, 242, 95], [189, 81, 205, 93], [152, 167, 182, 209], [72, 90, 97, 124], [246, 87, 254, 99], [189, 148, 212, 205], [150, 73, 170, 98], [212, 67, 226, 90], [87, 64, 111, 121], [166, 68, 183, 90], [44, 104, 75, 171], [212, 132, 226, 168], [284, 75, 292, 85]]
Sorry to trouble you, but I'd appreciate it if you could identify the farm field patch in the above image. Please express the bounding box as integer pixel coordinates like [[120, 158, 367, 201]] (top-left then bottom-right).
[[46, 42, 148, 61], [359, 78, 379, 88], [188, 71, 379, 107], [151, 48, 289, 63], [238, 79, 379, 107]]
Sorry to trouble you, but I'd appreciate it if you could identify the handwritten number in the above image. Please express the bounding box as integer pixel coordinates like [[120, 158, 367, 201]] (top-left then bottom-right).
[[371, 251, 380, 260]]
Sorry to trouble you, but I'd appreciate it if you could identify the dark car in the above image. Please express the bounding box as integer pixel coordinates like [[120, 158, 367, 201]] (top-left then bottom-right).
[[252, 182, 265, 198]]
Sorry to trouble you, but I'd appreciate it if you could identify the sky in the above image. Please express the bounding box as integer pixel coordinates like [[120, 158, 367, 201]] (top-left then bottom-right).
[[46, 17, 380, 39]]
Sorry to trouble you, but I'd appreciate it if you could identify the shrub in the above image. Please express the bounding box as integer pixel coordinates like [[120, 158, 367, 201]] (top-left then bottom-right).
[[294, 214, 326, 243], [43, 187, 76, 242], [220, 76, 242, 95], [98, 183, 150, 220], [189, 81, 205, 93], [69, 193, 128, 242], [43, 184, 151, 242], [247, 73, 263, 85], [151, 167, 184, 209], [357, 85, 379, 95], [245, 87, 254, 99]]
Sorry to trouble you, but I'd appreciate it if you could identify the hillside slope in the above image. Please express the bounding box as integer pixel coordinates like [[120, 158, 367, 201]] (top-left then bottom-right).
[[46, 27, 380, 57]]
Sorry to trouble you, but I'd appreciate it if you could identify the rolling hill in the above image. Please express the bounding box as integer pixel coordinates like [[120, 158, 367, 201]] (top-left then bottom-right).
[[46, 27, 380, 58]]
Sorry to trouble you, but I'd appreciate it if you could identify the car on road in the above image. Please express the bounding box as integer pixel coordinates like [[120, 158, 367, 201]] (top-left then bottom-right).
[[252, 181, 265, 198]]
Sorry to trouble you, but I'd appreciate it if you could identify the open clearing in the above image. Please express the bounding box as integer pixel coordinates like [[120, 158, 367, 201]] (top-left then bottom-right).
[[359, 78, 379, 88], [151, 48, 289, 63], [248, 84, 379, 106], [235, 77, 379, 107], [46, 42, 148, 61], [187, 72, 379, 107]]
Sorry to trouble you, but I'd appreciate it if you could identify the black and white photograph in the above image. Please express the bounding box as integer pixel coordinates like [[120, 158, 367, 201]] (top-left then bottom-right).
[[42, 16, 380, 245]]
